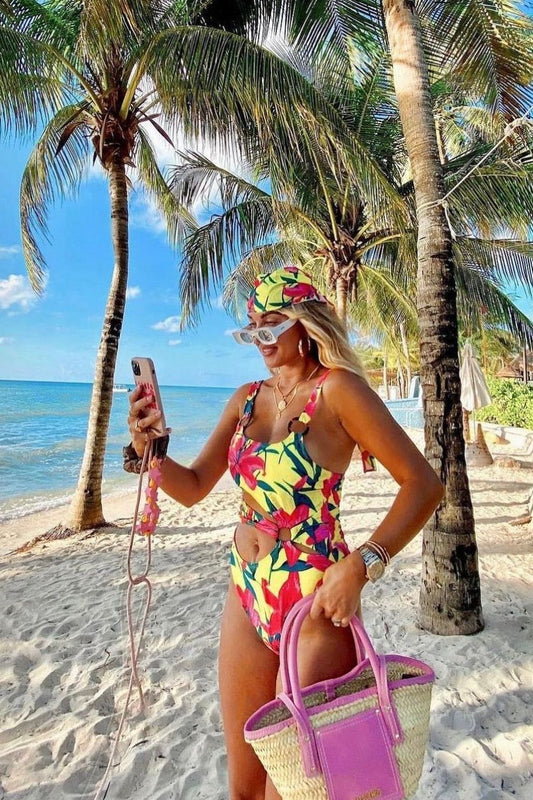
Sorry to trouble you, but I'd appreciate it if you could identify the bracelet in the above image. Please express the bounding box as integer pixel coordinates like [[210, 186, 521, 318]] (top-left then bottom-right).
[[361, 540, 391, 565], [122, 435, 169, 474]]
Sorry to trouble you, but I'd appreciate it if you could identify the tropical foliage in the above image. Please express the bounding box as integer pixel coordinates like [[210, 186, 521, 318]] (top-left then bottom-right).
[[171, 5, 533, 386], [476, 377, 533, 428]]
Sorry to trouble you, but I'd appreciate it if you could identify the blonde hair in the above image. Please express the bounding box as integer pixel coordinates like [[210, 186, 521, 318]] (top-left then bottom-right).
[[283, 301, 369, 383]]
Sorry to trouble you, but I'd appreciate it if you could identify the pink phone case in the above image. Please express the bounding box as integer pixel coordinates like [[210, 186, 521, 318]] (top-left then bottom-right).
[[131, 357, 168, 438]]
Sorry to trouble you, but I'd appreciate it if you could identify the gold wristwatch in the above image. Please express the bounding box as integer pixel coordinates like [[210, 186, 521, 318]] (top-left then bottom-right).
[[357, 544, 386, 582]]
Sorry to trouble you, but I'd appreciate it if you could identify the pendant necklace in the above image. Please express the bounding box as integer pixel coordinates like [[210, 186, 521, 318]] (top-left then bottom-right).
[[273, 364, 320, 418]]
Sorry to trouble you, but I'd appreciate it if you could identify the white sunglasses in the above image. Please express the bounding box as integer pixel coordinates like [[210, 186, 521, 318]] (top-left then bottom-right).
[[232, 318, 297, 346]]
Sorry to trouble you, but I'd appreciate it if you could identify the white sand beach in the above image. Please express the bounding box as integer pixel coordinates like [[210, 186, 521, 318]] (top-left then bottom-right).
[[1, 435, 532, 800]]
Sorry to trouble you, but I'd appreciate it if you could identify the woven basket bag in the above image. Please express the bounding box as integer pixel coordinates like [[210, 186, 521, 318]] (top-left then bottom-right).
[[244, 597, 434, 800]]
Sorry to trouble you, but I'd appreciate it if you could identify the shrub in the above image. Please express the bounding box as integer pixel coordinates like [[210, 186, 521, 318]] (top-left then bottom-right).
[[475, 377, 533, 429]]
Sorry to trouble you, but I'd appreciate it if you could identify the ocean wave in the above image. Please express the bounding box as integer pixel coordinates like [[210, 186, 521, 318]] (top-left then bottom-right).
[[0, 489, 74, 522], [0, 438, 88, 466]]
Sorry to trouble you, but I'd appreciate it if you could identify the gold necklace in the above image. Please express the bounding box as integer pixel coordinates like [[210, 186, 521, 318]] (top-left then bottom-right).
[[273, 364, 320, 418]]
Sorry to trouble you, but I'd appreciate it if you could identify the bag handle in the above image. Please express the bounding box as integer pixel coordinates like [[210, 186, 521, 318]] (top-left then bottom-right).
[[279, 600, 363, 693], [278, 596, 403, 777]]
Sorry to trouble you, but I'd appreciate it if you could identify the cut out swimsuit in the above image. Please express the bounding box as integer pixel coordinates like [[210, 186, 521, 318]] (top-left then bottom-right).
[[228, 370, 371, 653]]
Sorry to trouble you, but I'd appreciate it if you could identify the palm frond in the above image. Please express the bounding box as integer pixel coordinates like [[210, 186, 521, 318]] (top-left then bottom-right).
[[180, 194, 278, 325], [135, 127, 196, 248], [359, 235, 412, 293], [20, 104, 90, 291], [446, 160, 533, 240], [455, 237, 533, 295], [436, 104, 507, 160], [352, 266, 418, 351], [419, 0, 533, 117], [0, 17, 72, 134], [454, 248, 533, 348], [147, 26, 406, 229], [282, 0, 386, 81], [168, 150, 267, 211]]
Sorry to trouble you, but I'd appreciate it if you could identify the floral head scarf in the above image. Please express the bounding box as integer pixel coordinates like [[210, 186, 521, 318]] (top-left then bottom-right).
[[247, 266, 331, 313]]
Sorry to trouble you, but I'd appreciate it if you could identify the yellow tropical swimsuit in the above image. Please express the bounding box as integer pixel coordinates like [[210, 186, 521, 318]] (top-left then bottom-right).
[[228, 370, 374, 653]]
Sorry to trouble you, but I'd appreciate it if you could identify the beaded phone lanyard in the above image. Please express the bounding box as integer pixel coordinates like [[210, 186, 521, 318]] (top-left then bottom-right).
[[92, 440, 163, 800]]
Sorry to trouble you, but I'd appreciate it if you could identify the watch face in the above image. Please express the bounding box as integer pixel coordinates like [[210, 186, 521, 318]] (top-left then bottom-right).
[[359, 546, 385, 582], [367, 558, 385, 581]]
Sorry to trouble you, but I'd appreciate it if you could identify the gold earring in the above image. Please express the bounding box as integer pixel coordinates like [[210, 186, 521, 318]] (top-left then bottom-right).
[[298, 338, 310, 357]]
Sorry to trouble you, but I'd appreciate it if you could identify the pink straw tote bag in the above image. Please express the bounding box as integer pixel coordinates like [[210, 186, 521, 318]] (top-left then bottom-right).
[[244, 596, 434, 800]]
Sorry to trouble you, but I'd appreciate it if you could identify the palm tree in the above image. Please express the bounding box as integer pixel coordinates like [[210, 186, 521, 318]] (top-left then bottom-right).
[[1, 0, 356, 530], [382, 0, 533, 634], [1, 0, 200, 530], [172, 132, 533, 348], [170, 34, 411, 327]]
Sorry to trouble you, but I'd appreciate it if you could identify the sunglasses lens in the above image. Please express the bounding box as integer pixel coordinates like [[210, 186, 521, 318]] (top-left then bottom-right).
[[236, 329, 257, 345], [257, 329, 276, 344]]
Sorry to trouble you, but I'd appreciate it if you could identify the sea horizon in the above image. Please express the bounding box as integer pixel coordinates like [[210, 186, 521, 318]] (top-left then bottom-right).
[[0, 377, 238, 390]]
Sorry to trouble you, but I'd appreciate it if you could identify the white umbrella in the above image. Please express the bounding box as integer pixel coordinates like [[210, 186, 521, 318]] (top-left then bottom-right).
[[460, 342, 492, 465], [460, 342, 491, 412]]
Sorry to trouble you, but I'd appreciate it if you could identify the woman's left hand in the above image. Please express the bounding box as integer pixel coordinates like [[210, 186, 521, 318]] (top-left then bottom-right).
[[309, 552, 367, 626]]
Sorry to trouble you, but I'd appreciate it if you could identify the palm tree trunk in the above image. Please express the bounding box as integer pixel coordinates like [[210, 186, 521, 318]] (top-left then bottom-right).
[[383, 0, 483, 635], [382, 352, 389, 400], [335, 275, 348, 323], [463, 408, 471, 442], [66, 156, 129, 530], [399, 320, 411, 394]]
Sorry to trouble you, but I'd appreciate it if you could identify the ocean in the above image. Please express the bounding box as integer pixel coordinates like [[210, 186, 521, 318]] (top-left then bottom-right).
[[0, 380, 234, 522]]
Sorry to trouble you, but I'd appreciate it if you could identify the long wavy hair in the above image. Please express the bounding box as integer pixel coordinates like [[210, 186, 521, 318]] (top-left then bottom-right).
[[282, 301, 368, 383]]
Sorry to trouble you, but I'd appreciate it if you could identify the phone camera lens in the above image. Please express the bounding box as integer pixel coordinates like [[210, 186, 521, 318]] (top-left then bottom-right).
[[132, 360, 141, 376]]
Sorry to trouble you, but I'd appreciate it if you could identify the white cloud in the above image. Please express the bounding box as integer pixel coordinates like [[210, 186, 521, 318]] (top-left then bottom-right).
[[126, 286, 141, 299], [168, 339, 182, 346], [129, 192, 168, 236], [0, 336, 14, 344], [0, 274, 36, 310], [0, 246, 20, 258], [152, 315, 181, 333]]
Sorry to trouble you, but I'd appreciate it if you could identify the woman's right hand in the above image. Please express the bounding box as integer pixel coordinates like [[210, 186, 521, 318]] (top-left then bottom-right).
[[127, 385, 163, 457]]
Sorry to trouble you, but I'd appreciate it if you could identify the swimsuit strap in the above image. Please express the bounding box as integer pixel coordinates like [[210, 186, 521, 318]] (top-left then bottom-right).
[[238, 380, 262, 431], [298, 369, 330, 425]]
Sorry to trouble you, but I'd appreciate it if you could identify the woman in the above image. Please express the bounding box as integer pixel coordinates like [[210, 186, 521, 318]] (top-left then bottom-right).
[[127, 266, 443, 800]]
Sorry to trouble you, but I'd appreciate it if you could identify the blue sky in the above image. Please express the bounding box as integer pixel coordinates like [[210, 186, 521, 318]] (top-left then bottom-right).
[[0, 138, 266, 388]]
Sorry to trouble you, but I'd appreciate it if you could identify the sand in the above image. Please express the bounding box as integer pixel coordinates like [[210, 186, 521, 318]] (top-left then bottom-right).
[[0, 434, 532, 800]]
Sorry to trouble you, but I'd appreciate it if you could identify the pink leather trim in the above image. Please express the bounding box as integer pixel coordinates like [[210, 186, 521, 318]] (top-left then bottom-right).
[[315, 709, 404, 800], [244, 662, 433, 740], [245, 650, 432, 736]]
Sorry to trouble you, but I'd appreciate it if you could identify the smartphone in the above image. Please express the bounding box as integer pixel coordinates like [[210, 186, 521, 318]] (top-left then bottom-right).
[[131, 357, 168, 438]]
